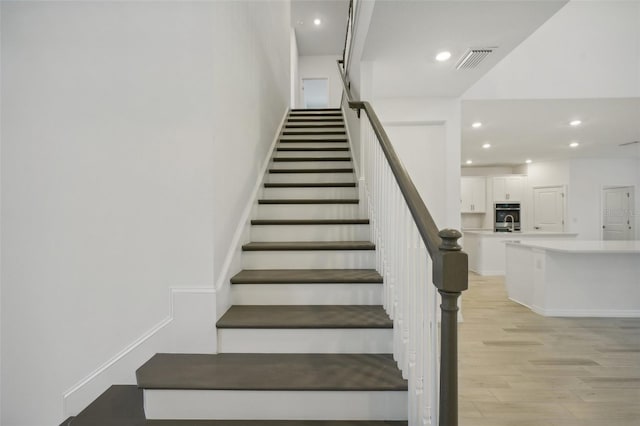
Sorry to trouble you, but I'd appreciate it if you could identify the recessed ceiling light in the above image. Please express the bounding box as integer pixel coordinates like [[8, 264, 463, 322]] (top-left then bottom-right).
[[436, 51, 452, 62], [482, 143, 491, 149], [525, 159, 532, 164], [313, 18, 321, 26], [569, 142, 580, 148], [569, 120, 582, 126], [471, 122, 482, 128], [465, 160, 473, 165]]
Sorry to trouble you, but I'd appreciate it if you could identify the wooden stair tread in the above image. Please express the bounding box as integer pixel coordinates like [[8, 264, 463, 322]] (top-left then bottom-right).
[[61, 385, 144, 425], [291, 108, 341, 112], [285, 123, 345, 128], [258, 199, 358, 204], [287, 117, 344, 122], [280, 137, 347, 142], [230, 269, 382, 284], [289, 112, 342, 116], [62, 385, 407, 426], [278, 140, 348, 144], [283, 131, 346, 135], [273, 157, 350, 162], [277, 147, 349, 151], [268, 168, 353, 173], [136, 353, 407, 391], [251, 219, 369, 225], [242, 241, 375, 251], [264, 182, 356, 188], [217, 305, 392, 329]]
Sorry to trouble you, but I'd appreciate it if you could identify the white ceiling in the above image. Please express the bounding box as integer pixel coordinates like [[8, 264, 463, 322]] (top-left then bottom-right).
[[291, 0, 640, 167], [292, 0, 350, 56], [362, 0, 567, 98], [462, 98, 640, 167]]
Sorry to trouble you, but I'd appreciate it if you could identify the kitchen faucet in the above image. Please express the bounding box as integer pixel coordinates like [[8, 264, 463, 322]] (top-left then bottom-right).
[[504, 215, 515, 232]]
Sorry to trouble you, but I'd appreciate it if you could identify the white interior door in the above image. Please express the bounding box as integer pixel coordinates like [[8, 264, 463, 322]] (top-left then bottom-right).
[[533, 186, 565, 232], [302, 78, 329, 109], [603, 186, 634, 240]]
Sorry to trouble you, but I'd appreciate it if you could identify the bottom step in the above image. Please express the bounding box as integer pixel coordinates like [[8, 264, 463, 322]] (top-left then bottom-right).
[[63, 385, 408, 425], [137, 353, 408, 421]]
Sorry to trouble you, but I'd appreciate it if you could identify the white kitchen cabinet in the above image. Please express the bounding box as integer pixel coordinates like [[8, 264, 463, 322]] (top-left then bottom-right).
[[492, 176, 524, 202], [461, 177, 486, 213]]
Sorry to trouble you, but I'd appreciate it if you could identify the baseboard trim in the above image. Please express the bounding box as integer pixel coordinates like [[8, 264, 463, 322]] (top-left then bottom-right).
[[531, 305, 640, 318], [509, 297, 640, 318], [213, 108, 289, 319], [62, 288, 216, 417], [62, 107, 293, 418]]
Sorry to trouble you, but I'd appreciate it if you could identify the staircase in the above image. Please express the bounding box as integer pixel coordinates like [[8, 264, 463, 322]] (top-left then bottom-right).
[[63, 109, 408, 425]]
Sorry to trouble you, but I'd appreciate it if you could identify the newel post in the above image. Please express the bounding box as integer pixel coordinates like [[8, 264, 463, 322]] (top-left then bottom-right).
[[435, 229, 468, 426]]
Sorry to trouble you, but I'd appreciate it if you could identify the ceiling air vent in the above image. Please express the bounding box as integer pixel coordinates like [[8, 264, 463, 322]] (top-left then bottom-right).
[[456, 48, 495, 70]]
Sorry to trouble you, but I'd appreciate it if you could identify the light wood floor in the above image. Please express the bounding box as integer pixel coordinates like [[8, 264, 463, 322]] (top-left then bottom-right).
[[459, 273, 640, 426]]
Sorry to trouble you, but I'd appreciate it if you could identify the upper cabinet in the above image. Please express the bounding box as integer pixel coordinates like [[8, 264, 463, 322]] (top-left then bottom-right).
[[461, 177, 486, 213], [492, 176, 524, 202]]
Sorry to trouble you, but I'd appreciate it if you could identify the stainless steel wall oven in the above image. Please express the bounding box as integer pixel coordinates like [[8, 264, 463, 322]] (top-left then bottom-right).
[[495, 203, 521, 232]]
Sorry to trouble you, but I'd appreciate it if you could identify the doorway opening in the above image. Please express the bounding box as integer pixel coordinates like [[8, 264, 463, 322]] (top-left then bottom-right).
[[602, 186, 635, 240], [302, 78, 329, 109]]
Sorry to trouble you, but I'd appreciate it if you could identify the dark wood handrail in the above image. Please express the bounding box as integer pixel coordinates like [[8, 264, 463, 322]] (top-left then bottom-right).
[[341, 0, 353, 67], [336, 60, 467, 286], [337, 52, 468, 426]]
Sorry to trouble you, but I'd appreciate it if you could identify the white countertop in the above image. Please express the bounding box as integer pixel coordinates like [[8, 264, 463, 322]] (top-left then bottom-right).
[[463, 230, 578, 237], [505, 239, 640, 254]]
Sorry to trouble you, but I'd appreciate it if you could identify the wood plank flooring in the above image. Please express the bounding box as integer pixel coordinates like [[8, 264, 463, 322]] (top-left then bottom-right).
[[459, 273, 640, 426]]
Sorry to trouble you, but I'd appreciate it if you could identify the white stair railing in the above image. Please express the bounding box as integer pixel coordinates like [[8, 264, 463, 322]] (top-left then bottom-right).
[[363, 113, 441, 424], [338, 56, 467, 426]]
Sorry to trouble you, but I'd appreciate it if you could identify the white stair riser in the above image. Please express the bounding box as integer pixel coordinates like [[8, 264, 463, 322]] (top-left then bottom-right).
[[256, 203, 360, 219], [250, 224, 369, 242], [143, 390, 408, 420], [290, 111, 342, 114], [277, 142, 349, 149], [231, 283, 383, 305], [275, 151, 350, 159], [285, 122, 344, 127], [262, 187, 357, 199], [280, 138, 348, 144], [217, 329, 393, 353], [271, 161, 352, 169], [241, 250, 375, 269], [266, 172, 354, 184]]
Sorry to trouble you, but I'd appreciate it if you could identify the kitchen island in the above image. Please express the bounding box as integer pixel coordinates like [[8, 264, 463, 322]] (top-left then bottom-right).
[[505, 240, 640, 317], [462, 230, 578, 275]]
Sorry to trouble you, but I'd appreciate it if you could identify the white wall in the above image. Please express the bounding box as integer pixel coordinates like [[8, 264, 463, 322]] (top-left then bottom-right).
[[372, 97, 462, 231], [568, 158, 640, 240], [290, 28, 299, 108], [0, 2, 290, 425], [464, 0, 640, 100], [344, 0, 375, 101], [298, 55, 342, 108], [384, 125, 447, 227], [462, 166, 517, 177], [522, 159, 640, 239]]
